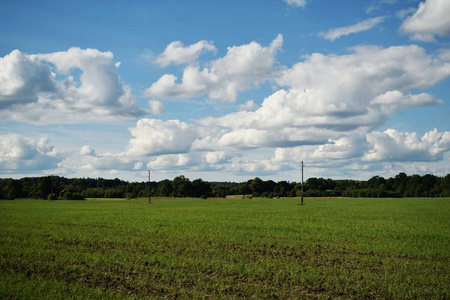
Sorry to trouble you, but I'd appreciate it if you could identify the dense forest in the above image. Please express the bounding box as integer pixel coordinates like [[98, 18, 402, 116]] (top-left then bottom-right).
[[1, 172, 449, 200]]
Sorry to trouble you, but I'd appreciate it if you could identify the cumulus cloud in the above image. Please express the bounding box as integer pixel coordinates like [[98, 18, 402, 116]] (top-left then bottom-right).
[[371, 90, 442, 113], [215, 127, 327, 150], [133, 161, 144, 170], [0, 48, 146, 124], [283, 0, 307, 8], [270, 129, 450, 170], [72, 43, 449, 178], [196, 44, 449, 154], [401, 0, 450, 41], [0, 135, 63, 171], [9, 41, 446, 179], [0, 50, 56, 107], [230, 159, 282, 174], [145, 34, 283, 102], [205, 151, 230, 164], [127, 119, 198, 157], [276, 44, 449, 123], [311, 135, 369, 160], [155, 40, 216, 67], [365, 129, 450, 162], [80, 152, 139, 171], [147, 153, 199, 170], [80, 145, 96, 156], [272, 134, 369, 166], [148, 100, 164, 115], [237, 100, 259, 111], [319, 16, 386, 41]]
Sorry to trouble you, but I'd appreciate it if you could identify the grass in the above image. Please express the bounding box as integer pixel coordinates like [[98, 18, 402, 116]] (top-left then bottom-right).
[[1, 197, 449, 299]]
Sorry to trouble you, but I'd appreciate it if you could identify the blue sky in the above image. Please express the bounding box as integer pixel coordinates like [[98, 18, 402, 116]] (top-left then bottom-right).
[[1, 0, 449, 182]]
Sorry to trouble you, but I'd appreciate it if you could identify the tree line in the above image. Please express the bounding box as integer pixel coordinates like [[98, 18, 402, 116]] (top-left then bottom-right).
[[0, 172, 449, 200]]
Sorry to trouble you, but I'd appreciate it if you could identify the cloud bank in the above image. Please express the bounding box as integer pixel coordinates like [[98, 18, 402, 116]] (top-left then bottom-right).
[[0, 48, 146, 124], [53, 42, 450, 179], [2, 36, 449, 180], [0, 135, 63, 172]]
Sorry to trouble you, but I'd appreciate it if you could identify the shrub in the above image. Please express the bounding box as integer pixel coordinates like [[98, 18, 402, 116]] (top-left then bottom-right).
[[63, 192, 85, 200], [47, 194, 58, 200], [125, 193, 135, 199]]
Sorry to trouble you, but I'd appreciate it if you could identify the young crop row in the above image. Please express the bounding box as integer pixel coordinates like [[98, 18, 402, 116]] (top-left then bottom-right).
[[1, 197, 449, 298]]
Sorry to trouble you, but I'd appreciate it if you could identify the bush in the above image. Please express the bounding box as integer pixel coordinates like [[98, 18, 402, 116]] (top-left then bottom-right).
[[47, 194, 58, 200], [82, 188, 105, 198], [125, 193, 135, 199], [261, 191, 274, 198], [63, 192, 85, 200], [304, 189, 322, 197]]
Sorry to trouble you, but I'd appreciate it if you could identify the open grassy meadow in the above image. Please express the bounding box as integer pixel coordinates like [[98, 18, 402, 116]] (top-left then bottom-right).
[[1, 197, 449, 299]]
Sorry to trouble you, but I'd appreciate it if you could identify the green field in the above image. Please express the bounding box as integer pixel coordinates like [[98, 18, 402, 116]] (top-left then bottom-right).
[[1, 197, 449, 299]]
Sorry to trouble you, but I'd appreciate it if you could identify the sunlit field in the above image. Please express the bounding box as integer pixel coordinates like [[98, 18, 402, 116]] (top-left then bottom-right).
[[1, 197, 449, 299]]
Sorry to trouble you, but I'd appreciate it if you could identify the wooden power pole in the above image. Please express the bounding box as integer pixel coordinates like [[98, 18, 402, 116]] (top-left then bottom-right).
[[148, 170, 151, 204], [301, 161, 304, 205]]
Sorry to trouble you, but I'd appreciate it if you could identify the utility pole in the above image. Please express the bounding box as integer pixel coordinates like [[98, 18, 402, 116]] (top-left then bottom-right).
[[301, 161, 304, 205], [148, 170, 151, 204]]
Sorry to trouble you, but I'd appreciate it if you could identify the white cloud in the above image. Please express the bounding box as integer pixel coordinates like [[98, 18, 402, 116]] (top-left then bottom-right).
[[230, 159, 282, 174], [0, 135, 63, 171], [319, 17, 386, 41], [148, 100, 164, 115], [269, 128, 450, 179], [396, 7, 417, 19], [7, 41, 446, 181], [155, 40, 216, 67], [133, 161, 144, 170], [127, 44, 450, 178], [216, 127, 327, 150], [366, 0, 397, 14], [272, 134, 369, 165], [365, 129, 450, 162], [371, 90, 442, 113], [205, 151, 230, 164], [196, 44, 449, 154], [438, 49, 450, 61], [127, 119, 198, 156], [80, 145, 96, 156], [0, 48, 146, 124], [408, 33, 438, 42], [277, 45, 449, 118], [0, 50, 56, 107], [283, 0, 307, 8], [145, 34, 284, 102], [237, 100, 259, 111], [147, 153, 202, 171], [401, 0, 450, 41], [311, 135, 369, 160], [80, 152, 138, 171]]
